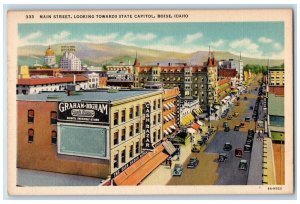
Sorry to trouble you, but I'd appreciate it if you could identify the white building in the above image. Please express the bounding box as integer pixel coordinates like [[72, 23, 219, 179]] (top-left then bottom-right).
[[180, 99, 201, 119], [17, 75, 88, 95], [87, 72, 99, 89], [60, 52, 82, 71], [219, 58, 244, 82], [44, 46, 56, 67]]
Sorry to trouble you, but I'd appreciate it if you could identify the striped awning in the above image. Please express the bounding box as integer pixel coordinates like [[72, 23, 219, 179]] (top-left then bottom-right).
[[170, 125, 176, 130], [162, 141, 176, 155], [163, 130, 169, 135], [164, 116, 169, 122]]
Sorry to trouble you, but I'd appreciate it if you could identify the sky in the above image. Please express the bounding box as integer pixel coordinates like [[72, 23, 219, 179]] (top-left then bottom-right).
[[19, 22, 284, 59]]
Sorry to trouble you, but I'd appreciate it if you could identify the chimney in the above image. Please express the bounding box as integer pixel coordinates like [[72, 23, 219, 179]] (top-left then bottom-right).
[[168, 63, 171, 66], [157, 63, 160, 66]]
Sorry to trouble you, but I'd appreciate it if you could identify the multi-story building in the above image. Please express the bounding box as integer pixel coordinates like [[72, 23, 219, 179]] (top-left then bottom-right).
[[162, 87, 180, 139], [60, 51, 82, 71], [180, 99, 202, 127], [87, 72, 100, 89], [17, 89, 175, 185], [44, 46, 56, 67], [268, 67, 285, 86], [206, 54, 219, 106], [106, 62, 136, 87], [16, 75, 89, 95], [218, 57, 243, 82]]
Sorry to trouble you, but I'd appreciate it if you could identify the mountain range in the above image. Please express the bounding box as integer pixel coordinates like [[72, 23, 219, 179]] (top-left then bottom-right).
[[18, 42, 284, 67]]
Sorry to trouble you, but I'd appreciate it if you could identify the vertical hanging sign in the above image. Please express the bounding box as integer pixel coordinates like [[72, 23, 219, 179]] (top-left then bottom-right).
[[176, 95, 181, 127], [143, 102, 154, 151]]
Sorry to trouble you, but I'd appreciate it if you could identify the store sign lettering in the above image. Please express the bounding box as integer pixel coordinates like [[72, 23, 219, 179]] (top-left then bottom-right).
[[58, 102, 109, 124], [143, 102, 154, 151]]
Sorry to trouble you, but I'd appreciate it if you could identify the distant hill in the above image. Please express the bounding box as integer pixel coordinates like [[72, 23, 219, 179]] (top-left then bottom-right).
[[18, 42, 284, 67]]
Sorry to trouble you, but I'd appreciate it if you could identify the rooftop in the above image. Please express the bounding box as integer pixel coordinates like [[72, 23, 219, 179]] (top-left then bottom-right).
[[268, 93, 284, 116], [219, 69, 237, 78], [17, 89, 161, 102], [17, 76, 88, 85]]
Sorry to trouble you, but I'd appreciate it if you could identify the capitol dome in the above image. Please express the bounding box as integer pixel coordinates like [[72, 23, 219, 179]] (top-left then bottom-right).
[[45, 46, 55, 56]]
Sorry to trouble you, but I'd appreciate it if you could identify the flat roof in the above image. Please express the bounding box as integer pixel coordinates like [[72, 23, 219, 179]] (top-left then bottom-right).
[[268, 93, 284, 116], [17, 89, 161, 102]]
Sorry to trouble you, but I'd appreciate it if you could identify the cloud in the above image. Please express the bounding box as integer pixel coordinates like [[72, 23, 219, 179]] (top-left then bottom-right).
[[210, 39, 225, 48], [229, 38, 263, 58], [160, 36, 175, 44], [122, 32, 157, 42], [45, 31, 71, 45], [185, 32, 203, 43], [84, 33, 119, 43], [19, 31, 42, 46], [258, 37, 273, 43], [273, 42, 282, 50]]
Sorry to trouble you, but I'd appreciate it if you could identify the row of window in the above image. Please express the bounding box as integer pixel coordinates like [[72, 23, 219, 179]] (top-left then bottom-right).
[[28, 110, 57, 124], [113, 114, 161, 146], [113, 130, 162, 168], [27, 128, 57, 144], [113, 101, 161, 126]]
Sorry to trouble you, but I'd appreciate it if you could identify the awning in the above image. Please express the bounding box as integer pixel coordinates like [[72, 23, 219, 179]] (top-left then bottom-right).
[[187, 128, 196, 134], [162, 141, 176, 155], [191, 123, 200, 130], [163, 130, 169, 135], [168, 103, 173, 109], [167, 128, 173, 133], [170, 125, 176, 130], [197, 120, 204, 126], [170, 103, 175, 108], [163, 104, 169, 109], [113, 145, 168, 186], [167, 115, 173, 120], [164, 116, 169, 122]]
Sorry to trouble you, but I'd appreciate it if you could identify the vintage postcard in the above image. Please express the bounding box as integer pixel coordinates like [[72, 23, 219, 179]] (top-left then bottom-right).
[[6, 9, 294, 195]]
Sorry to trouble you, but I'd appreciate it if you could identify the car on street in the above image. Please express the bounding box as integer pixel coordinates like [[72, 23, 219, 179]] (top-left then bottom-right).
[[244, 97, 248, 100], [233, 112, 239, 117], [218, 153, 228, 162], [248, 129, 255, 136], [250, 106, 254, 110], [235, 102, 240, 106], [223, 121, 228, 128], [245, 116, 251, 122], [244, 144, 252, 153], [238, 160, 248, 171], [246, 138, 253, 145], [224, 126, 230, 132], [227, 115, 233, 120], [187, 157, 199, 168], [191, 146, 201, 153], [235, 148, 243, 157], [240, 122, 245, 128], [172, 164, 183, 176], [223, 142, 232, 151], [234, 125, 240, 131]]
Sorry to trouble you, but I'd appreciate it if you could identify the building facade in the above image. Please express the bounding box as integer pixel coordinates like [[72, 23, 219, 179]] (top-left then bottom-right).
[[60, 52, 82, 71], [268, 67, 285, 86], [17, 89, 175, 184], [44, 46, 56, 67]]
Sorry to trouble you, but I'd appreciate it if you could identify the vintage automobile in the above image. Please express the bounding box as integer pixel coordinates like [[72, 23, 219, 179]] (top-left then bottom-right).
[[218, 153, 228, 162], [246, 138, 253, 145], [250, 106, 254, 110], [172, 164, 183, 176], [239, 160, 248, 171], [244, 144, 252, 153], [223, 142, 232, 151], [223, 121, 229, 128], [235, 148, 243, 157], [191, 146, 201, 153], [240, 122, 245, 128], [187, 157, 199, 168], [244, 96, 248, 100], [224, 126, 230, 132], [233, 112, 239, 117], [234, 125, 240, 131], [245, 116, 251, 122], [227, 115, 233, 120], [235, 102, 240, 106]]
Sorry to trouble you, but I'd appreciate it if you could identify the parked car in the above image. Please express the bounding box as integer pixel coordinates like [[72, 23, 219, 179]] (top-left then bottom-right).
[[235, 102, 240, 106], [250, 106, 254, 110], [187, 157, 199, 168], [224, 126, 230, 132], [234, 125, 240, 131], [172, 164, 183, 176], [239, 160, 248, 171], [223, 142, 232, 151], [248, 129, 255, 136], [218, 153, 228, 162], [223, 121, 229, 128], [240, 122, 245, 128], [227, 115, 233, 120], [235, 148, 243, 157], [246, 138, 253, 145], [191, 146, 201, 153], [245, 117, 251, 122], [244, 144, 252, 153]]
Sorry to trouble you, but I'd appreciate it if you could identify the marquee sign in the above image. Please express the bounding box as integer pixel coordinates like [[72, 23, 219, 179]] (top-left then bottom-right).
[[176, 95, 181, 127], [58, 102, 109, 125], [143, 102, 154, 151], [61, 45, 76, 52]]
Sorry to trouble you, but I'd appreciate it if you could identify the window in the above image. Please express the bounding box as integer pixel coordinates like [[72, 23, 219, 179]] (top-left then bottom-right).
[[158, 113, 161, 123], [142, 104, 146, 114], [121, 128, 126, 141], [153, 101, 156, 110], [135, 141, 140, 154], [129, 107, 133, 119], [28, 110, 34, 123], [158, 100, 161, 109], [153, 132, 156, 143], [50, 111, 57, 124], [158, 130, 161, 140], [121, 149, 126, 163], [135, 105, 140, 117], [135, 123, 140, 134], [153, 115, 156, 125], [28, 129, 34, 143], [142, 119, 145, 129], [129, 144, 134, 158], [114, 131, 119, 145], [114, 153, 119, 168], [114, 112, 119, 126], [51, 131, 57, 144], [129, 125, 134, 137], [121, 110, 126, 123]]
